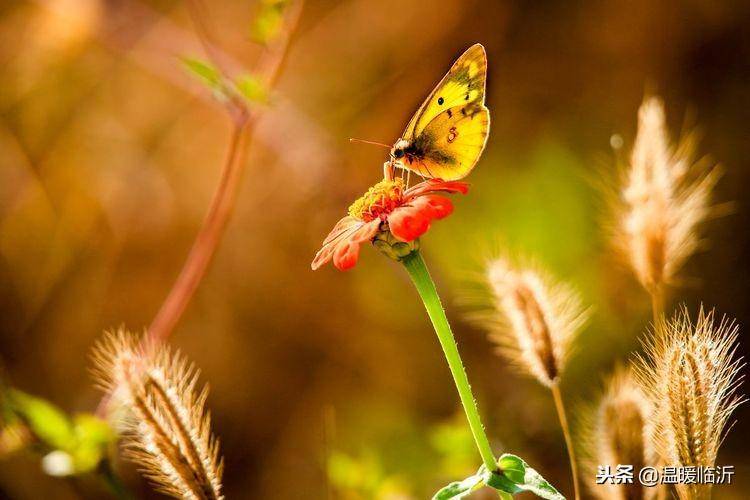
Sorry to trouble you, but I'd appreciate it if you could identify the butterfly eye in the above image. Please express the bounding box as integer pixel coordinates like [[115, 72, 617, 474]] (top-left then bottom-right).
[[437, 97, 444, 105], [393, 149, 405, 159]]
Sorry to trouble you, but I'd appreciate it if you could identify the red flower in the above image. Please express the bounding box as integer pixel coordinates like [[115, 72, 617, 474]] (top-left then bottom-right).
[[312, 178, 468, 271]]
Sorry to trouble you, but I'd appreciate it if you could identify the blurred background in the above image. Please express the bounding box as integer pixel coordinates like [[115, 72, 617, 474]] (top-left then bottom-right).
[[0, 0, 749, 498]]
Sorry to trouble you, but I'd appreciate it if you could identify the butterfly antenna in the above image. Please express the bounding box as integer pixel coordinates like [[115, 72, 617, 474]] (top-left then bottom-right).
[[349, 138, 391, 149]]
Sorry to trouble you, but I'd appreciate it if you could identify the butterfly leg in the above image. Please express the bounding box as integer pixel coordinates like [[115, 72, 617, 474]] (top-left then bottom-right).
[[383, 160, 396, 181]]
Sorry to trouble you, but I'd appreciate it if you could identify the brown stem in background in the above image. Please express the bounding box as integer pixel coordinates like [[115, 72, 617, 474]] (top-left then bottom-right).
[[147, 123, 247, 343], [551, 383, 580, 500], [650, 286, 664, 329], [649, 286, 668, 500], [96, 0, 303, 417], [147, 0, 303, 344]]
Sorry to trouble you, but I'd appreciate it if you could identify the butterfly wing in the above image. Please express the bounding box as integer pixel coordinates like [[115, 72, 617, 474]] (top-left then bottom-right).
[[407, 104, 490, 180], [396, 43, 489, 180]]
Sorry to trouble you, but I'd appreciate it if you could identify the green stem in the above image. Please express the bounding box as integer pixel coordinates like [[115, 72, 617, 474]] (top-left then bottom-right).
[[402, 250, 496, 471], [99, 460, 133, 500]]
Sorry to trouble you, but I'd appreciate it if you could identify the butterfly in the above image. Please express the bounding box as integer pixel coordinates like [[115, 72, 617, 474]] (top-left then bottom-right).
[[389, 43, 490, 181]]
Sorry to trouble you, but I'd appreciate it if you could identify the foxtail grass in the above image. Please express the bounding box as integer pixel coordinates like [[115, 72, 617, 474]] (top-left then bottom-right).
[[634, 307, 745, 500], [92, 330, 223, 500], [582, 366, 656, 500], [612, 97, 718, 321], [477, 257, 589, 499]]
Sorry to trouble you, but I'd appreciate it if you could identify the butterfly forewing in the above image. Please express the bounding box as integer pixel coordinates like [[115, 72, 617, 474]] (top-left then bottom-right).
[[396, 43, 489, 180]]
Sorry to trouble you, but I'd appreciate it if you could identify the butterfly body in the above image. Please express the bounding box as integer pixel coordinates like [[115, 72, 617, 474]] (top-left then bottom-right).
[[389, 43, 490, 181]]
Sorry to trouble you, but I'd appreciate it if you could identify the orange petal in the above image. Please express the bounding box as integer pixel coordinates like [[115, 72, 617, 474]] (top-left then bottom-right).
[[311, 216, 362, 270], [404, 179, 469, 198], [331, 220, 380, 271], [388, 205, 431, 242], [332, 240, 360, 270], [312, 217, 380, 271], [413, 194, 454, 220], [388, 195, 454, 242]]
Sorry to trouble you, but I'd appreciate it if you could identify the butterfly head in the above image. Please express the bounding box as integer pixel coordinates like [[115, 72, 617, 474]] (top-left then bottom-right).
[[390, 139, 410, 160]]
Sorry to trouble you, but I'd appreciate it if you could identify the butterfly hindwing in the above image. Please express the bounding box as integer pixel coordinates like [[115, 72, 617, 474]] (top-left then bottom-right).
[[397, 43, 489, 180], [405, 103, 490, 180]]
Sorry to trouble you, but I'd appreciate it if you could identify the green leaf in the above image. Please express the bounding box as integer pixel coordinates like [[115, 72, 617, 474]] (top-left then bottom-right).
[[495, 454, 565, 500], [497, 454, 526, 484], [5, 390, 114, 475], [250, 0, 289, 44], [73, 414, 113, 445], [7, 390, 74, 450], [485, 469, 522, 494], [432, 453, 565, 499], [233, 74, 269, 104], [432, 468, 486, 499], [69, 414, 116, 473], [181, 56, 223, 91]]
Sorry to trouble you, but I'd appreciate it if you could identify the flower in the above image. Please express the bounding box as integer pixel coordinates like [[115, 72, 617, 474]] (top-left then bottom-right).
[[311, 177, 468, 271]]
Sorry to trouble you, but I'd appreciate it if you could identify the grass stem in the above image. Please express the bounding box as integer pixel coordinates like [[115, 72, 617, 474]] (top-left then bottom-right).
[[650, 287, 664, 329], [147, 0, 303, 344], [95, 0, 302, 418], [551, 382, 580, 500], [99, 459, 133, 500], [147, 122, 248, 343], [649, 287, 669, 500]]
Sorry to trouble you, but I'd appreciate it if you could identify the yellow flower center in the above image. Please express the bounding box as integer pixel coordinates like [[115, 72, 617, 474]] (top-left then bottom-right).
[[348, 178, 405, 221]]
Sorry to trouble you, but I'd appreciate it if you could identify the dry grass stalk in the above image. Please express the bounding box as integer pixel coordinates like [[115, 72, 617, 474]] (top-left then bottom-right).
[[634, 307, 745, 500], [614, 97, 718, 302], [584, 366, 656, 500], [92, 330, 223, 500], [483, 258, 588, 387], [481, 257, 588, 499]]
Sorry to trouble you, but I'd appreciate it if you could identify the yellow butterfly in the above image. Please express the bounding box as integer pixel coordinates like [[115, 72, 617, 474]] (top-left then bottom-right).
[[389, 43, 490, 181]]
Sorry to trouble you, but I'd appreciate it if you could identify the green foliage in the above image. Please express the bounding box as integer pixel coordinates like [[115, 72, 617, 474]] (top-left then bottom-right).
[[494, 454, 565, 499], [432, 454, 565, 500], [69, 414, 115, 473], [7, 389, 74, 450], [234, 74, 269, 104], [428, 417, 477, 476], [432, 469, 485, 499], [435, 139, 597, 280], [326, 414, 565, 499], [181, 56, 223, 91], [3, 389, 115, 475], [250, 0, 290, 44], [327, 413, 479, 499], [328, 450, 411, 499], [181, 56, 270, 106], [326, 412, 566, 499]]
